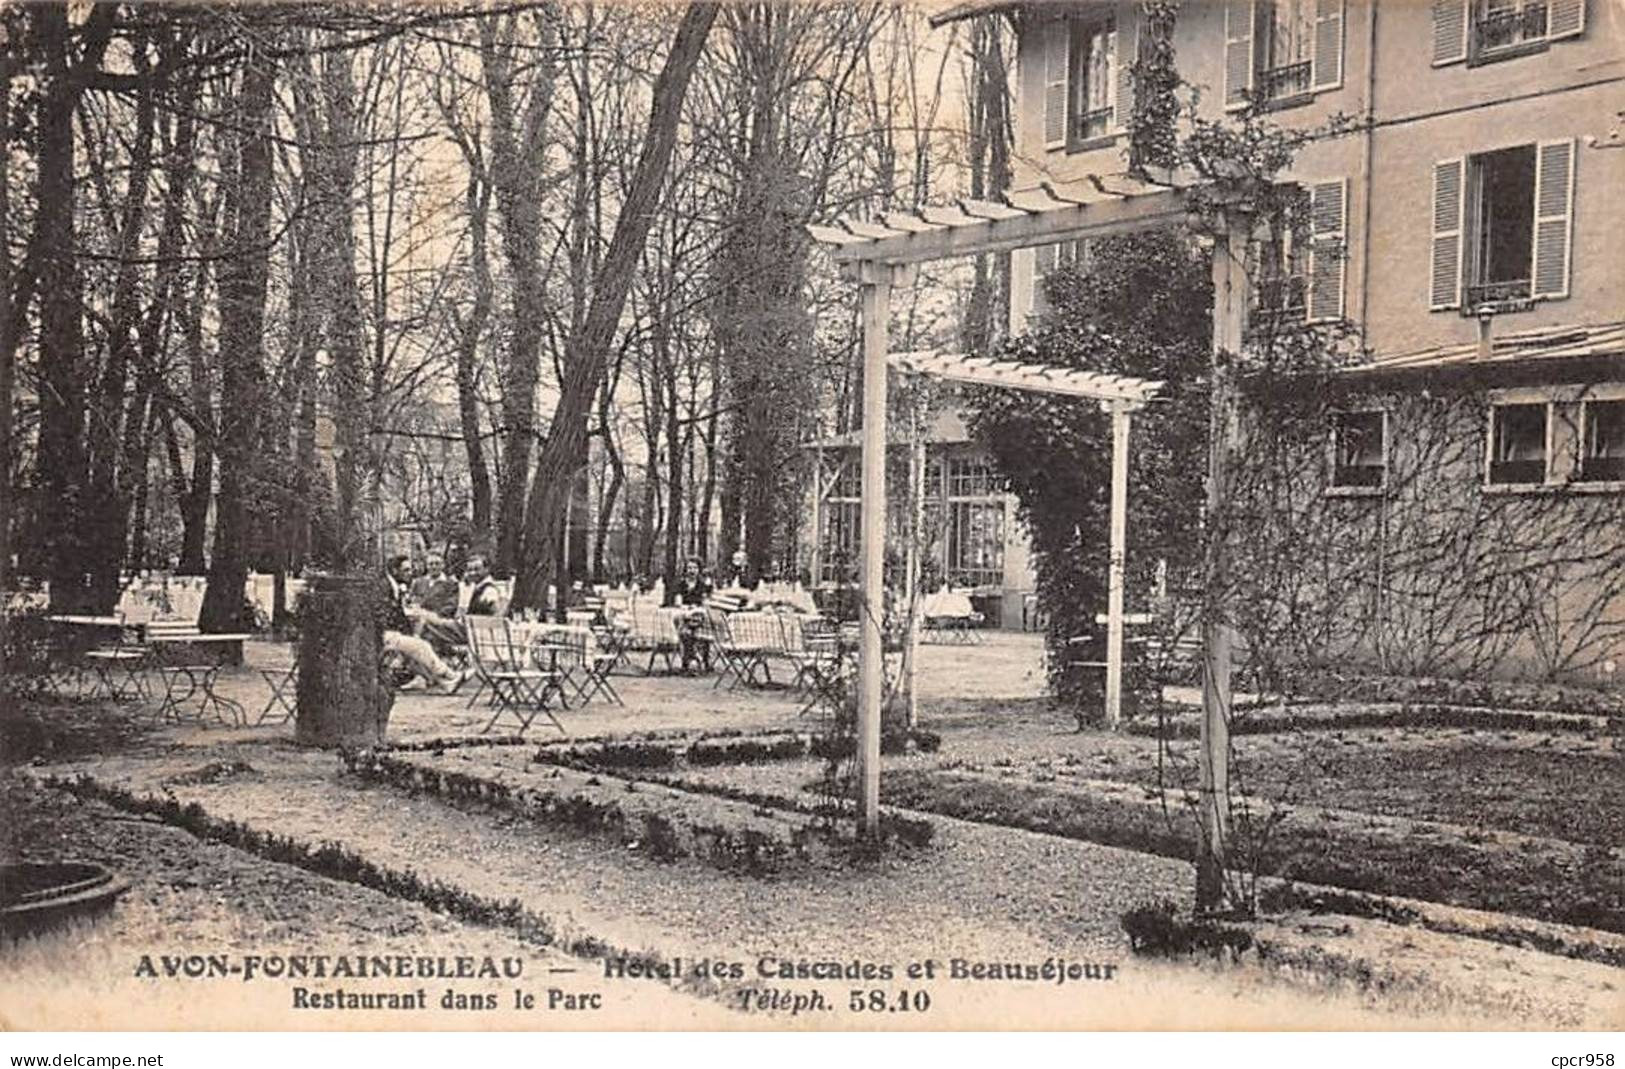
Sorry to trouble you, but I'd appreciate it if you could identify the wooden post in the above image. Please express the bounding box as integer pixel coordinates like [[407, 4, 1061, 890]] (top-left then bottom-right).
[[1103, 401, 1135, 728], [857, 262, 891, 837], [1198, 214, 1247, 913], [810, 446, 823, 587], [905, 390, 926, 731]]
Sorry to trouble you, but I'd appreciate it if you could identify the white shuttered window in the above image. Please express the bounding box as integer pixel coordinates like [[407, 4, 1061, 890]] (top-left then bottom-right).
[[1224, 0, 1256, 109], [1312, 0, 1344, 89], [1308, 178, 1348, 321], [1430, 159, 1465, 310], [1043, 20, 1069, 149], [1531, 139, 1575, 299]]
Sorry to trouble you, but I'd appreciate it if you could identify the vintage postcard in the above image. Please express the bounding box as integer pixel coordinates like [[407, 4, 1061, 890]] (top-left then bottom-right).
[[1, 0, 1621, 1036]]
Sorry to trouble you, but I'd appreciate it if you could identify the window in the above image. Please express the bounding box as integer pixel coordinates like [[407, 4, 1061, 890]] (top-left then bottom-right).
[[1488, 402, 1548, 485], [1042, 11, 1136, 152], [1070, 19, 1117, 143], [946, 502, 1005, 588], [1433, 0, 1586, 66], [1331, 410, 1386, 489], [1029, 239, 1090, 317], [1251, 179, 1346, 324], [1465, 145, 1538, 308], [1580, 399, 1625, 482], [1225, 0, 1344, 110], [1429, 140, 1574, 311]]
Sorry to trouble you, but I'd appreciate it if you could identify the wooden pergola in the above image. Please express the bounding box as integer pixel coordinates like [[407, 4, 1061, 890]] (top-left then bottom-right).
[[809, 176, 1250, 910], [887, 349, 1161, 733]]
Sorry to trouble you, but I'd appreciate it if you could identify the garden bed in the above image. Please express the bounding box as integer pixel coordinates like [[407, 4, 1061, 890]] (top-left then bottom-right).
[[529, 728, 942, 773], [344, 746, 933, 873], [1274, 672, 1625, 718], [883, 768, 1624, 934], [1124, 702, 1613, 739]]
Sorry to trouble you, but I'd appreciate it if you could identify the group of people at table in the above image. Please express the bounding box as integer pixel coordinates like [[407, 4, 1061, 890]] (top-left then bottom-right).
[[379, 552, 501, 692], [374, 552, 823, 691]]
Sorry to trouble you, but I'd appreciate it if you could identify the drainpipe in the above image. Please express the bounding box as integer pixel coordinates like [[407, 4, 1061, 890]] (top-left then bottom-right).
[[1357, 0, 1379, 340]]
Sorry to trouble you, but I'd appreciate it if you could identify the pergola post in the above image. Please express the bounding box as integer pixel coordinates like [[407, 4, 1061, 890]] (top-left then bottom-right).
[[1198, 212, 1248, 912], [857, 261, 892, 838], [1103, 401, 1138, 728]]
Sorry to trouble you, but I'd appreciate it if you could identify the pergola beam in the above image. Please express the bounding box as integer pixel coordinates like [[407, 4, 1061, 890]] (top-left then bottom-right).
[[827, 186, 1192, 266]]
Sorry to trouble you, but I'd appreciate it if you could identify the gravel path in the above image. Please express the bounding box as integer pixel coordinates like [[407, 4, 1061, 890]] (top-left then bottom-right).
[[0, 773, 721, 1030], [38, 743, 1614, 1029]]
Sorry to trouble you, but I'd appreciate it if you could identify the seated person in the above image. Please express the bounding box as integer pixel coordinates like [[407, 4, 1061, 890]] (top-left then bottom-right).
[[665, 558, 713, 672], [410, 554, 460, 617], [380, 555, 464, 693], [462, 554, 504, 617], [409, 553, 469, 661]]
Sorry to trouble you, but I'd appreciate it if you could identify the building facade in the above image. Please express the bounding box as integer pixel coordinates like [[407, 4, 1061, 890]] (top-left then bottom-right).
[[806, 408, 1037, 628], [995, 0, 1624, 680]]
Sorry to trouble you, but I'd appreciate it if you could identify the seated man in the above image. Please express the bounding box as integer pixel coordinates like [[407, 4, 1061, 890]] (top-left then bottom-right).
[[410, 554, 460, 617], [381, 555, 464, 693], [665, 557, 713, 673], [409, 553, 469, 661], [462, 554, 504, 617]]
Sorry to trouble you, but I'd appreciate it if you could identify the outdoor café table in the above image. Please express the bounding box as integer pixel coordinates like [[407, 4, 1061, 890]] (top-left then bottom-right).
[[143, 630, 254, 726], [44, 615, 139, 698], [508, 621, 601, 706]]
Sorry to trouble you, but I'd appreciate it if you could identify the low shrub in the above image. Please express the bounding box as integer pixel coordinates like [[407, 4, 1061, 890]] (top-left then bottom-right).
[[687, 734, 808, 766], [1120, 899, 1254, 958]]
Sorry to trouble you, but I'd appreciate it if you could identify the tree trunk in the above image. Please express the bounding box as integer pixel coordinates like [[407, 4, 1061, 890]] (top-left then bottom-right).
[[34, 6, 109, 612], [0, 47, 13, 596], [86, 31, 156, 611], [514, 2, 719, 609], [295, 573, 392, 747], [480, 13, 558, 578], [200, 40, 279, 631], [457, 170, 495, 543]]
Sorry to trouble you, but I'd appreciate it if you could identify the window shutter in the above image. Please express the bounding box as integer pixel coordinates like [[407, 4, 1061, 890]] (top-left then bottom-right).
[[1431, 0, 1468, 65], [1308, 178, 1347, 321], [1429, 159, 1464, 310], [1532, 139, 1575, 300], [1312, 0, 1344, 90], [1548, 0, 1586, 40], [1224, 0, 1255, 110], [1043, 21, 1069, 149], [1115, 7, 1137, 133]]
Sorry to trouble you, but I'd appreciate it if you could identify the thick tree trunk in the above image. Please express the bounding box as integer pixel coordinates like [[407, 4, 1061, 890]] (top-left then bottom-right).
[[200, 42, 279, 631], [34, 7, 104, 612], [480, 14, 557, 578], [295, 574, 392, 747], [0, 50, 13, 596], [514, 2, 719, 609], [86, 33, 156, 610]]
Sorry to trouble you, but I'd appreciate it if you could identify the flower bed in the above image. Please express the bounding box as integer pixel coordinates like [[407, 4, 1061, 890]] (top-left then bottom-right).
[[1125, 702, 1611, 740], [344, 747, 929, 873], [1276, 673, 1624, 718], [883, 768, 1624, 935], [530, 729, 942, 772]]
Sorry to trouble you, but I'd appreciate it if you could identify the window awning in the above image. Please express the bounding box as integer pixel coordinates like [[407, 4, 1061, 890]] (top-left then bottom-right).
[[806, 176, 1195, 266], [889, 350, 1163, 405]]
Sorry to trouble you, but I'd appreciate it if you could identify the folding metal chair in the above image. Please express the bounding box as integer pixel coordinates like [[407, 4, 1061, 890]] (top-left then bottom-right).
[[256, 645, 298, 725], [465, 616, 565, 735], [560, 627, 622, 706], [718, 612, 775, 689]]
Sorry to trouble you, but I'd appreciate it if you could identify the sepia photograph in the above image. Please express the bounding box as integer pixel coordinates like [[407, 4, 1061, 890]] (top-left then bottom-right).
[[0, 0, 1621, 1039]]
